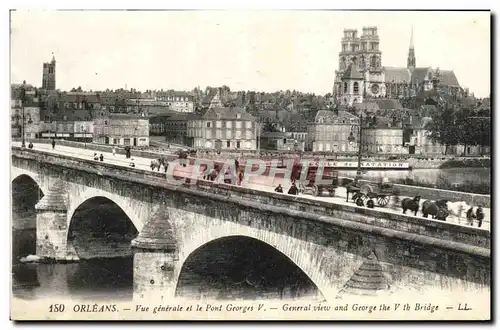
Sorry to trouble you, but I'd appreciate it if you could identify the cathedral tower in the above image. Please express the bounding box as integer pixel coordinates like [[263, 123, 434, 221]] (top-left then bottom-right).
[[360, 26, 382, 71], [407, 26, 416, 73], [42, 54, 56, 91]]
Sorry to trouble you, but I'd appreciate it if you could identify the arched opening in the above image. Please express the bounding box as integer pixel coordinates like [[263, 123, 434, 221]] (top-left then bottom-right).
[[353, 82, 359, 95], [68, 196, 138, 259], [175, 236, 323, 301], [11, 175, 44, 262], [65, 197, 138, 299]]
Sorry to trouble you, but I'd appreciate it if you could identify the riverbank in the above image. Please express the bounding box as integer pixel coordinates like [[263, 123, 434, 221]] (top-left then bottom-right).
[[394, 175, 490, 195]]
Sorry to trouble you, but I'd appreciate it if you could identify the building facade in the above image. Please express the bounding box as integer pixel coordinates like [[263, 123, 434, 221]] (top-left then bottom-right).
[[361, 120, 404, 155], [309, 110, 360, 153], [93, 113, 150, 147], [155, 91, 195, 113], [188, 107, 259, 150]]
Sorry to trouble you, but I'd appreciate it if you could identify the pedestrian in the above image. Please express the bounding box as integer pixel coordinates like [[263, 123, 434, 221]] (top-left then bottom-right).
[[28, 141, 33, 149], [287, 183, 298, 195], [466, 207, 475, 226], [274, 184, 283, 193], [112, 147, 116, 156], [94, 153, 99, 160], [51, 138, 55, 149], [99, 154, 104, 162], [476, 206, 484, 228]]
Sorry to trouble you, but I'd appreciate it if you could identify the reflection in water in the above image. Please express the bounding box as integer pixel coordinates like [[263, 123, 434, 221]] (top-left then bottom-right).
[[12, 258, 134, 301], [176, 236, 322, 301]]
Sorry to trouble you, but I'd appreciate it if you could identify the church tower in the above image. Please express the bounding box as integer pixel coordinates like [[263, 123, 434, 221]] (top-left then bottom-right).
[[42, 54, 56, 91], [407, 27, 416, 73], [340, 62, 364, 106]]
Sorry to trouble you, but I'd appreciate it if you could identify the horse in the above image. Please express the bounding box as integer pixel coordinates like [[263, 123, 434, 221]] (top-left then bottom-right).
[[422, 199, 450, 221], [401, 196, 421, 216]]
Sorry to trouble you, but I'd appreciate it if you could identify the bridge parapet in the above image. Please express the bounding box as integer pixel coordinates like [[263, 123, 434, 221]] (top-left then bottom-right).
[[11, 147, 490, 254]]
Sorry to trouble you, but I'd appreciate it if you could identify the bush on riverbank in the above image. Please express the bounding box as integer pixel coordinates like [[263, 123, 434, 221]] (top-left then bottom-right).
[[396, 173, 490, 195], [439, 158, 490, 169]]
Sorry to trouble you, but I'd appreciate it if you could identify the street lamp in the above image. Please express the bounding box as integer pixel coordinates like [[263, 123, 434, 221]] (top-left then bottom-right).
[[20, 80, 26, 148], [348, 114, 364, 180], [82, 125, 87, 149]]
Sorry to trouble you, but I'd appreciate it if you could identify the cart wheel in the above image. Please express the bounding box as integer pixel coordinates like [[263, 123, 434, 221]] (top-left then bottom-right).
[[313, 186, 319, 196], [377, 196, 389, 207], [360, 193, 369, 202]]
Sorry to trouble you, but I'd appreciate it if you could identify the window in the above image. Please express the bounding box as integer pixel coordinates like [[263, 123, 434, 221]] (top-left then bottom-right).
[[353, 82, 359, 94], [104, 120, 108, 125], [236, 114, 241, 119], [236, 141, 241, 149], [283, 138, 287, 144], [226, 130, 232, 139], [216, 121, 222, 128], [226, 141, 230, 148], [343, 82, 348, 93], [245, 121, 252, 129], [207, 122, 211, 128], [235, 121, 242, 129], [226, 121, 232, 128]]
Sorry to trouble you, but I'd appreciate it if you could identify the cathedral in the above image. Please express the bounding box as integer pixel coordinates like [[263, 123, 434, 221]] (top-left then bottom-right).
[[333, 26, 461, 106]]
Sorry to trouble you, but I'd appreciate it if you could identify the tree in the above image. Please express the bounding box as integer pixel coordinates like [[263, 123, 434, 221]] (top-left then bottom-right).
[[424, 102, 459, 154]]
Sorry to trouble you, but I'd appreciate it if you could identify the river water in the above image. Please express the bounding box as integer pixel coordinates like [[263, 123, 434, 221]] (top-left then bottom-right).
[[341, 167, 491, 185]]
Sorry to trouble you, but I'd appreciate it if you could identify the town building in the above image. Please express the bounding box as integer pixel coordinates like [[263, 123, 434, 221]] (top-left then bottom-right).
[[155, 91, 195, 112], [187, 107, 259, 150], [42, 55, 56, 91], [308, 110, 360, 153], [93, 113, 149, 147], [333, 27, 462, 106], [361, 115, 405, 155]]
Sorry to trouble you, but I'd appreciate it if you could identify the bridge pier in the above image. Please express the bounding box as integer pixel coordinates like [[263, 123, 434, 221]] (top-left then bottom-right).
[[35, 180, 78, 262], [131, 204, 178, 301]]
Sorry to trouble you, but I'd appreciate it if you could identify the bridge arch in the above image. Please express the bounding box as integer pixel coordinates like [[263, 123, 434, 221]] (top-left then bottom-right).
[[67, 196, 139, 260], [67, 191, 144, 233], [175, 233, 329, 301], [11, 174, 44, 260]]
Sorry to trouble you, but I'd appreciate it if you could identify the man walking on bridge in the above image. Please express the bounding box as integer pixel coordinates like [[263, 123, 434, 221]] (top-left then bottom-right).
[[51, 138, 56, 149]]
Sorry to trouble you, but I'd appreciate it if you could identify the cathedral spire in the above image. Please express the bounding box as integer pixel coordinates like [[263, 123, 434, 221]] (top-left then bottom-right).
[[407, 26, 416, 72], [409, 25, 414, 49]]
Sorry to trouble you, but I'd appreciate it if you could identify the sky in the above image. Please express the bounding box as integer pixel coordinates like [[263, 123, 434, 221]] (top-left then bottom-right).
[[10, 10, 491, 97]]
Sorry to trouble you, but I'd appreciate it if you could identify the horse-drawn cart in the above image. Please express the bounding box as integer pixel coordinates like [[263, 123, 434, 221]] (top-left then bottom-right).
[[293, 163, 339, 197], [346, 178, 400, 207]]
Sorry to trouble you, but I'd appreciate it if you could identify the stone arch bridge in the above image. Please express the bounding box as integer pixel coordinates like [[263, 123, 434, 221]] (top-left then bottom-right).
[[11, 147, 490, 303]]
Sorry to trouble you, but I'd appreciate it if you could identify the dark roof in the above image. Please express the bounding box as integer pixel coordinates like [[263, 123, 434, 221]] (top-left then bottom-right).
[[261, 132, 287, 138], [372, 99, 403, 110], [384, 67, 411, 84], [50, 109, 94, 121], [410, 67, 431, 85], [201, 88, 218, 105], [203, 107, 254, 120], [437, 70, 460, 86], [315, 110, 359, 124], [353, 102, 379, 112], [342, 64, 364, 80], [61, 93, 100, 103]]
